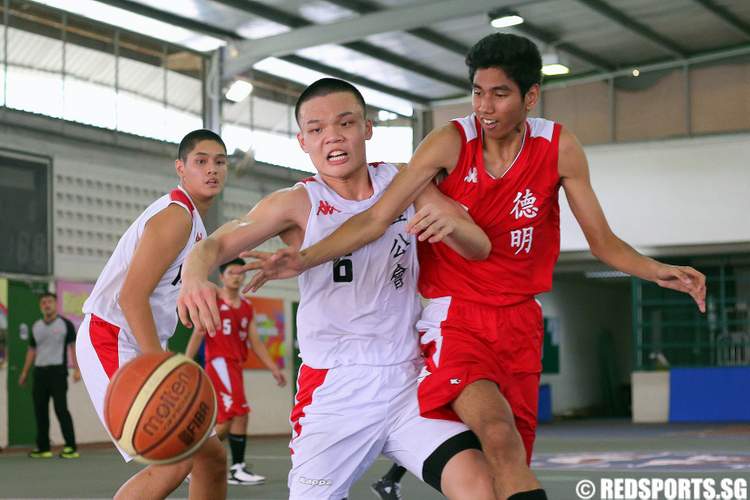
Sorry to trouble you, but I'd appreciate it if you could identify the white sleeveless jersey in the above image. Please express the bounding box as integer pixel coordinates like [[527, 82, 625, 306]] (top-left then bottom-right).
[[296, 162, 421, 368], [83, 186, 206, 345]]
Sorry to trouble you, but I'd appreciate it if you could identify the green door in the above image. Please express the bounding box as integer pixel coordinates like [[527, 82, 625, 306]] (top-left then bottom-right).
[[291, 302, 301, 392], [7, 280, 48, 446]]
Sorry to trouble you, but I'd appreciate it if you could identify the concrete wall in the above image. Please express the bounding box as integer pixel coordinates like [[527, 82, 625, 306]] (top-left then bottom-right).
[[539, 277, 631, 416]]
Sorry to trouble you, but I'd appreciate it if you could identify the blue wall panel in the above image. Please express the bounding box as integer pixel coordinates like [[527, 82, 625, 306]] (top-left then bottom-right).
[[670, 367, 750, 422]]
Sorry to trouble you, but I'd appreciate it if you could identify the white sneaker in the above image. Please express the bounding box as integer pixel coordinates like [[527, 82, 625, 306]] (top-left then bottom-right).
[[228, 463, 265, 485]]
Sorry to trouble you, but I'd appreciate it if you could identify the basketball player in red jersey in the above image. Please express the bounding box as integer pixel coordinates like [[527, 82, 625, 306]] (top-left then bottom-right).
[[185, 258, 286, 486], [242, 34, 706, 500]]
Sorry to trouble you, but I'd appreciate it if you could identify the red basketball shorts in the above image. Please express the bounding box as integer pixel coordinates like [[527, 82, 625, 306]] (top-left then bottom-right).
[[416, 296, 543, 463], [205, 357, 250, 424]]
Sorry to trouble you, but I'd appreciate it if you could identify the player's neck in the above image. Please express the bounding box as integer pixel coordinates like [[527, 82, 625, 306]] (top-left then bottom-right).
[[319, 164, 373, 201], [219, 288, 241, 305], [180, 185, 216, 219], [483, 120, 526, 173], [42, 312, 57, 323]]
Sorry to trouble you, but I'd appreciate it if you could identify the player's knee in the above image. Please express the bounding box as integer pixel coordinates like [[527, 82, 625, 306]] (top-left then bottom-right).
[[441, 450, 494, 500], [193, 437, 227, 479], [478, 419, 525, 463]]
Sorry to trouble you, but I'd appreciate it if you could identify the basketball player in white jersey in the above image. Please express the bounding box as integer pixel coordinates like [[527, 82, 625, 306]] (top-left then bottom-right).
[[177, 79, 496, 500], [76, 129, 228, 500]]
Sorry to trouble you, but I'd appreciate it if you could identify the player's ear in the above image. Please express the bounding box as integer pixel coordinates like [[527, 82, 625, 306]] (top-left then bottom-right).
[[364, 119, 373, 140], [175, 158, 185, 179], [297, 132, 308, 153], [524, 83, 540, 111]]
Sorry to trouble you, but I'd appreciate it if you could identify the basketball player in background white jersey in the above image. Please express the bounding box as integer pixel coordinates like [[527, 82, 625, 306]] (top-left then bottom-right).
[[178, 79, 496, 500], [76, 129, 228, 500]]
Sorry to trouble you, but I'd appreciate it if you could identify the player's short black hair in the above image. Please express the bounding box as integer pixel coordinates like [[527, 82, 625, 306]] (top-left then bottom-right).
[[219, 258, 246, 274], [295, 78, 367, 125], [38, 291, 57, 301], [178, 129, 227, 162], [465, 33, 542, 97]]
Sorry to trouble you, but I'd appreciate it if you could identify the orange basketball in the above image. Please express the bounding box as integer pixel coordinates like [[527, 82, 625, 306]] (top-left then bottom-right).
[[104, 352, 217, 465]]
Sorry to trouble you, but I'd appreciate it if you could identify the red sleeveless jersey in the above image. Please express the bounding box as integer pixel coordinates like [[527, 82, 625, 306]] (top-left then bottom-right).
[[205, 296, 254, 362], [418, 114, 562, 306]]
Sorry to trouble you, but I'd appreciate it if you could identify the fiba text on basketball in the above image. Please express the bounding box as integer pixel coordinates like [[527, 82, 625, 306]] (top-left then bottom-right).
[[575, 477, 747, 500]]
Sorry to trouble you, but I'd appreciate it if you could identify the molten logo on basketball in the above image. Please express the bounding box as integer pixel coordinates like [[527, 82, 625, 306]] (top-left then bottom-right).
[[179, 401, 211, 446], [143, 369, 191, 437]]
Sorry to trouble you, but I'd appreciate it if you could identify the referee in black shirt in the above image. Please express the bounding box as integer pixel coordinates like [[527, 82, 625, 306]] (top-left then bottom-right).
[[18, 292, 80, 458]]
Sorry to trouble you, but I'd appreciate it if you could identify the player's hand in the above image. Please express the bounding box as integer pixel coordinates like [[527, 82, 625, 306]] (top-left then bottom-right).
[[18, 372, 27, 386], [177, 277, 221, 337], [406, 203, 457, 243], [239, 249, 306, 293], [72, 368, 81, 383], [272, 370, 287, 387], [655, 264, 706, 313]]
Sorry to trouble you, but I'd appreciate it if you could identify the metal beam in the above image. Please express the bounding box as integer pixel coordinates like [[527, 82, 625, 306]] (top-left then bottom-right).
[[325, 0, 469, 55], [214, 0, 468, 89], [280, 54, 430, 105], [328, 0, 613, 71], [94, 0, 238, 40], [96, 0, 432, 105], [512, 20, 616, 71], [576, 0, 688, 58], [692, 0, 750, 39], [222, 0, 540, 77]]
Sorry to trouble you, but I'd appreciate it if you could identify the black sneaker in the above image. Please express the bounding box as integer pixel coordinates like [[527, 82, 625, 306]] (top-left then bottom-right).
[[371, 479, 402, 500]]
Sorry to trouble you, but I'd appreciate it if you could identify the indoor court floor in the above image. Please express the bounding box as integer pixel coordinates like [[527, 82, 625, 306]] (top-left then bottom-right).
[[1, 420, 748, 499]]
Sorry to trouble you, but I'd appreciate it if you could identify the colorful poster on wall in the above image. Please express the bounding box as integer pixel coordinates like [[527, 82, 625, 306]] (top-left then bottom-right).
[[0, 278, 7, 364], [56, 280, 95, 330], [243, 296, 285, 370]]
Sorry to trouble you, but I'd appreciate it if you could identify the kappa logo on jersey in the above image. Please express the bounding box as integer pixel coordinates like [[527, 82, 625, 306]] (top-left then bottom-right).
[[464, 167, 478, 183], [450, 378, 461, 385], [195, 233, 203, 242], [316, 200, 340, 216]]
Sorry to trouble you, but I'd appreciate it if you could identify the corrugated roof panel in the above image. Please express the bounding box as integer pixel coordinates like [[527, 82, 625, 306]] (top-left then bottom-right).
[[295, 43, 460, 98]]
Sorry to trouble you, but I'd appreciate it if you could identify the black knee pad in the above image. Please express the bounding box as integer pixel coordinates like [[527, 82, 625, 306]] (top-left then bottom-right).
[[421, 430, 482, 493]]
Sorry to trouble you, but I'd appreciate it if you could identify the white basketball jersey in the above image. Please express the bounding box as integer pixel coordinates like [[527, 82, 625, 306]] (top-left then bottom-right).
[[83, 186, 206, 345], [296, 162, 421, 368]]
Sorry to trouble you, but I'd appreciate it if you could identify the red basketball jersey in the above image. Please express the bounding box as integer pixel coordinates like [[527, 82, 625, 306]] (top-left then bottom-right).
[[418, 114, 562, 306], [204, 297, 254, 362]]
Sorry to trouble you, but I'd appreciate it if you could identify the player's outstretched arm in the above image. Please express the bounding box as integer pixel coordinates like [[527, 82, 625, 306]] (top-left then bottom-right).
[[560, 129, 706, 312], [178, 187, 307, 335], [409, 182, 491, 260], [247, 321, 286, 387], [243, 125, 464, 291], [119, 204, 193, 354]]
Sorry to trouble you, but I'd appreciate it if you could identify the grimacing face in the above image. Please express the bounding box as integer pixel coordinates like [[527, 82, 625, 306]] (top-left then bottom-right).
[[296, 91, 372, 181]]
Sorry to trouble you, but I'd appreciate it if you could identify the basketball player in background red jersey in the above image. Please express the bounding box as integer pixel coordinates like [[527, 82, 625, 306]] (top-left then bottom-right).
[[243, 34, 706, 500], [76, 130, 228, 499], [186, 258, 286, 486]]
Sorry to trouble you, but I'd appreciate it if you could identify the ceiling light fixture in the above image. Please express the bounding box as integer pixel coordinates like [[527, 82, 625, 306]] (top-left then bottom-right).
[[632, 68, 640, 77], [541, 53, 570, 76], [488, 9, 524, 29], [225, 80, 254, 103]]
